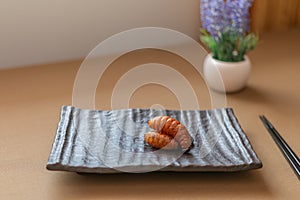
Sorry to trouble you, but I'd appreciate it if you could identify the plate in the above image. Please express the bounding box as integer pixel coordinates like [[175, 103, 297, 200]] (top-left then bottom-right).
[[47, 106, 262, 173]]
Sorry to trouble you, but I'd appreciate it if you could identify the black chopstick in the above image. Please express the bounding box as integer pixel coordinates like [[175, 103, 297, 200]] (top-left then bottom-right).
[[259, 115, 300, 180]]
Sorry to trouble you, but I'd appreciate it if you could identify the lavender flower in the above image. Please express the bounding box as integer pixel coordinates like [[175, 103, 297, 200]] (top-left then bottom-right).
[[200, 0, 254, 38], [199, 0, 258, 62]]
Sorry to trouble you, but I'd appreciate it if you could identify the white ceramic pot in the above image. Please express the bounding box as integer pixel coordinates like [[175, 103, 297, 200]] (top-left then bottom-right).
[[203, 54, 251, 93]]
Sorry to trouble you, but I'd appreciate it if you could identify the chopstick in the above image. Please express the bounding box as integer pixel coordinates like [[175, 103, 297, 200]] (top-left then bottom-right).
[[259, 115, 300, 180]]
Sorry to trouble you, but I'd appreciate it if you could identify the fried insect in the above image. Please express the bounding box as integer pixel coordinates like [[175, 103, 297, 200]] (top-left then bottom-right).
[[144, 131, 179, 150], [148, 116, 192, 150]]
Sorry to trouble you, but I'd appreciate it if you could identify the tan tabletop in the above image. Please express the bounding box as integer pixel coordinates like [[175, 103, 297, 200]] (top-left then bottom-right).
[[1, 29, 300, 199]]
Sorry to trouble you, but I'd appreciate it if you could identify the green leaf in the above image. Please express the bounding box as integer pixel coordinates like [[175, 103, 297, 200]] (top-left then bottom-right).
[[199, 28, 259, 62]]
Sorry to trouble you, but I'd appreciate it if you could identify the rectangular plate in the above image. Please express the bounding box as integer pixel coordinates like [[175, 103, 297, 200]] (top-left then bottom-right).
[[47, 106, 262, 173]]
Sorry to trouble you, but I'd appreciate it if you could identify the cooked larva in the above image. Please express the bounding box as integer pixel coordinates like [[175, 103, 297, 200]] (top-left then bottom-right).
[[144, 131, 179, 150], [148, 116, 192, 150]]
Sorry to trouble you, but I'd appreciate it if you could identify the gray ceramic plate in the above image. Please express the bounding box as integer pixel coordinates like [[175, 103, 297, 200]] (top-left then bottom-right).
[[47, 106, 262, 173]]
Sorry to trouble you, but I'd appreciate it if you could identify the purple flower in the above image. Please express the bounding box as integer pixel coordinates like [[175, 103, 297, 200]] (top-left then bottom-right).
[[201, 0, 254, 38]]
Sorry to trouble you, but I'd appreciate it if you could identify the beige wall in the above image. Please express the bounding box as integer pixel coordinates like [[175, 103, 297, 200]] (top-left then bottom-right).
[[0, 0, 200, 69]]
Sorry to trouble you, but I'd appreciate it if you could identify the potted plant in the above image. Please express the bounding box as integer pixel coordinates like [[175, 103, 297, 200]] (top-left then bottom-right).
[[200, 0, 259, 93]]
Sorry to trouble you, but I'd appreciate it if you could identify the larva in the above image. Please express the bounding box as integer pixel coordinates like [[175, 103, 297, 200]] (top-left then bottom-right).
[[144, 131, 179, 150], [148, 116, 192, 150]]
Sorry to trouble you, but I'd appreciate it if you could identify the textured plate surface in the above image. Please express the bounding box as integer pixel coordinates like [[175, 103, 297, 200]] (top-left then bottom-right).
[[47, 106, 262, 173]]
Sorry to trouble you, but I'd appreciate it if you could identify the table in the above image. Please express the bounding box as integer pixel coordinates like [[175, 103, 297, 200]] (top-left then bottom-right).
[[1, 29, 300, 200]]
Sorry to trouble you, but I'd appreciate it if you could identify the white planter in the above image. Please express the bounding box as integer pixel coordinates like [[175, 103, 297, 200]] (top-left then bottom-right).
[[203, 54, 251, 93]]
